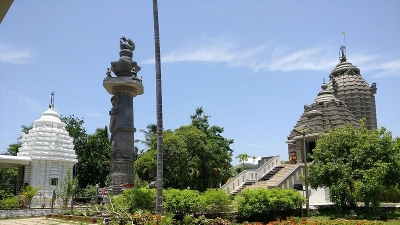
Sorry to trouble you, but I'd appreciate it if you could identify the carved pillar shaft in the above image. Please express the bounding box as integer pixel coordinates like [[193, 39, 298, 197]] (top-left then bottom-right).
[[104, 37, 144, 186], [109, 92, 136, 185]]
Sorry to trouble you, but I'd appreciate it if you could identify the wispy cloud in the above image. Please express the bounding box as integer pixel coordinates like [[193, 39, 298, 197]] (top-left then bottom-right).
[[141, 36, 263, 64], [245, 143, 286, 148], [1, 85, 44, 112], [15, 93, 46, 112], [142, 35, 400, 77], [15, 95, 43, 112], [85, 110, 102, 117], [355, 57, 400, 78], [252, 47, 337, 72], [0, 44, 32, 63]]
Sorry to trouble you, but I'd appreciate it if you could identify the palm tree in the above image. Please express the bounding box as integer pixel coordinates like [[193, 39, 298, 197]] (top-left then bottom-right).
[[236, 153, 250, 167], [95, 126, 109, 139], [153, 0, 164, 215], [136, 124, 157, 148]]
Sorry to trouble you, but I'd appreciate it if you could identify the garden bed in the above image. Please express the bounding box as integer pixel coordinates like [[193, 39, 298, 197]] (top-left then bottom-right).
[[46, 213, 100, 223]]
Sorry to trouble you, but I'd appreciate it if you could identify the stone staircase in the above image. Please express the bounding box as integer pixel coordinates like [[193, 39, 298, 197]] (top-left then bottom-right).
[[248, 164, 298, 190], [221, 155, 282, 195], [228, 164, 300, 195], [231, 180, 256, 195], [231, 165, 289, 195]]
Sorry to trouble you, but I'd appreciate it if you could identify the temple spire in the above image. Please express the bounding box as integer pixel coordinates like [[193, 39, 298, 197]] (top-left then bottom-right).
[[339, 30, 347, 63], [49, 91, 55, 109]]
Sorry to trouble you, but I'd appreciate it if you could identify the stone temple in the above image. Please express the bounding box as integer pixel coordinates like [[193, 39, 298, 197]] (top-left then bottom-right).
[[103, 36, 144, 186], [0, 93, 77, 207], [287, 45, 377, 164], [222, 45, 377, 206]]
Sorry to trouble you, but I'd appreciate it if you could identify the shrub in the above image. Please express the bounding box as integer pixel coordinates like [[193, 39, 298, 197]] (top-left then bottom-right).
[[120, 187, 156, 213], [0, 196, 21, 209], [199, 189, 232, 217], [81, 184, 97, 198], [20, 185, 40, 208], [163, 188, 201, 216], [235, 188, 305, 222]]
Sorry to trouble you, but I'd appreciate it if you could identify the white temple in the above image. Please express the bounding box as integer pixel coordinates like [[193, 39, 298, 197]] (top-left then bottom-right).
[[0, 94, 77, 207]]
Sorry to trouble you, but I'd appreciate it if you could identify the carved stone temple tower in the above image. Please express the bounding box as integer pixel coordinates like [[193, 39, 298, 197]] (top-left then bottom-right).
[[103, 37, 144, 186], [287, 45, 377, 164]]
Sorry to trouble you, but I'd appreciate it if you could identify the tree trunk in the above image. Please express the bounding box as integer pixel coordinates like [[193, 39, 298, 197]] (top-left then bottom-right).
[[152, 0, 164, 215]]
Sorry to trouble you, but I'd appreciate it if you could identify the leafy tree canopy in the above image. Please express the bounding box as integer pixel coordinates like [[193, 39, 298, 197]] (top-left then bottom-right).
[[134, 107, 234, 191], [60, 116, 110, 188], [309, 120, 400, 212]]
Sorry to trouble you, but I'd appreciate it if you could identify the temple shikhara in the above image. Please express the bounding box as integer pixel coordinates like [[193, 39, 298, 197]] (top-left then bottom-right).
[[222, 45, 378, 206], [0, 93, 77, 207], [287, 45, 377, 164]]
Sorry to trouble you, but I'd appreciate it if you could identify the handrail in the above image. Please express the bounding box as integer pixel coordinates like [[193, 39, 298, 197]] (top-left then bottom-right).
[[275, 164, 301, 187], [221, 155, 281, 193]]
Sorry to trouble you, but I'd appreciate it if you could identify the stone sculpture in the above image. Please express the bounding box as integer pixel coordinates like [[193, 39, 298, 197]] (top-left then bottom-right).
[[103, 37, 144, 186], [120, 36, 135, 51], [109, 95, 120, 133]]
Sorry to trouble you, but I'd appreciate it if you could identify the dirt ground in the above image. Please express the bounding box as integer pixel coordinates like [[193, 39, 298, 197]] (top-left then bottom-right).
[[0, 217, 89, 225]]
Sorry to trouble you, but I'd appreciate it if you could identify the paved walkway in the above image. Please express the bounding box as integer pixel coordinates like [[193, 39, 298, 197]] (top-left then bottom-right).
[[0, 217, 88, 225]]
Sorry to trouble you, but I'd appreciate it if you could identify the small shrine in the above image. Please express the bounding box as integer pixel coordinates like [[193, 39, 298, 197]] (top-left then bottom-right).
[[15, 93, 77, 207]]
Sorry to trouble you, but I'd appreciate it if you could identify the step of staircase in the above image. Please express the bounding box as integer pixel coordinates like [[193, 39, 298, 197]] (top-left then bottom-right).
[[259, 166, 284, 181], [248, 164, 298, 189]]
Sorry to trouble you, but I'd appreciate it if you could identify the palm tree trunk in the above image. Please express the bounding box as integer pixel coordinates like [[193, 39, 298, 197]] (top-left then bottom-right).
[[152, 0, 164, 215]]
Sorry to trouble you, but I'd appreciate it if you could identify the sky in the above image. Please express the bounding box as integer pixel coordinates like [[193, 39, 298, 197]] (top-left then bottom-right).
[[1, 1, 399, 166]]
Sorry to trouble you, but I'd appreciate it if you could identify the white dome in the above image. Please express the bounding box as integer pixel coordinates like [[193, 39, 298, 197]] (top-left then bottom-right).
[[34, 107, 62, 123], [17, 107, 77, 163]]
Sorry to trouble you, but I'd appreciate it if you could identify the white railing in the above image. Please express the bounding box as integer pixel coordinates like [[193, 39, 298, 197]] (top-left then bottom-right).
[[221, 155, 281, 193], [275, 164, 302, 189]]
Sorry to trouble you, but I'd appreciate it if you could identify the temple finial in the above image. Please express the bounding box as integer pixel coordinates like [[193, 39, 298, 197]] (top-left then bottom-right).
[[339, 30, 347, 63], [340, 45, 346, 62], [49, 92, 55, 109]]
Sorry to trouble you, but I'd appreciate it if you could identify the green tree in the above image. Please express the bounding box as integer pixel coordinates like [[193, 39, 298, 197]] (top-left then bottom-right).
[[77, 127, 110, 188], [61, 116, 110, 188], [190, 107, 233, 191], [0, 168, 18, 198], [161, 129, 189, 189], [134, 108, 234, 192], [61, 115, 87, 158], [0, 125, 33, 198], [5, 143, 21, 156], [134, 149, 157, 182], [136, 124, 157, 150], [236, 153, 250, 167], [309, 120, 400, 214], [0, 143, 20, 198], [236, 153, 250, 174]]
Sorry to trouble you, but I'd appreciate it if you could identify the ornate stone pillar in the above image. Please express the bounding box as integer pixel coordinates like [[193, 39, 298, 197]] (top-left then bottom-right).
[[103, 37, 144, 186]]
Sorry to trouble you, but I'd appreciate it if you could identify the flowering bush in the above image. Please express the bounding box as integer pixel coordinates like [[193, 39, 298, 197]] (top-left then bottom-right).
[[260, 217, 384, 225]]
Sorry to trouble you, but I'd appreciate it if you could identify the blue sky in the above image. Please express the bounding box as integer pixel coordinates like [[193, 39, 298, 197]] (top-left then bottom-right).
[[1, 1, 399, 165]]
